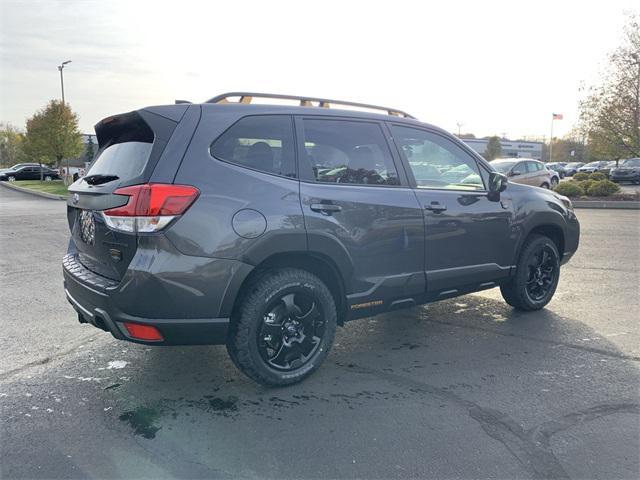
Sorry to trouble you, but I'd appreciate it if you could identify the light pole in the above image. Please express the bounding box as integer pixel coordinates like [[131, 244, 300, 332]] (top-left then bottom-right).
[[631, 53, 640, 155], [58, 60, 72, 104]]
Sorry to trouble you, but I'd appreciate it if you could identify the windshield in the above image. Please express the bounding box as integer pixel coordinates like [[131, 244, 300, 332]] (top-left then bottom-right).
[[491, 161, 517, 173], [622, 159, 640, 167], [566, 162, 582, 167], [585, 162, 601, 167]]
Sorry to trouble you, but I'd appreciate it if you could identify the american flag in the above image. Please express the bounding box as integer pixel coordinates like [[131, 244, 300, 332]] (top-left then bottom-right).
[[552, 113, 563, 120]]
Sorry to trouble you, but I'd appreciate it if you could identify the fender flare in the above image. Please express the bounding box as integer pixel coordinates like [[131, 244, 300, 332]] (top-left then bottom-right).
[[218, 230, 355, 317], [515, 211, 567, 261]]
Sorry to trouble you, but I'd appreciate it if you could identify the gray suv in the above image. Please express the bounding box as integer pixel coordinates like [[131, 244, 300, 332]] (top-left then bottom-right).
[[63, 92, 580, 386]]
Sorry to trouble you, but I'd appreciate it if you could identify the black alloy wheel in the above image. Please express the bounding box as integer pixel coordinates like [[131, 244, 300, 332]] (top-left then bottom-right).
[[524, 244, 558, 302], [258, 291, 324, 371], [500, 234, 561, 311], [227, 268, 337, 386]]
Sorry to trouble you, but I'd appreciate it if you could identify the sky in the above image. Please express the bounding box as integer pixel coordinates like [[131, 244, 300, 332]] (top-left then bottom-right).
[[0, 0, 637, 140]]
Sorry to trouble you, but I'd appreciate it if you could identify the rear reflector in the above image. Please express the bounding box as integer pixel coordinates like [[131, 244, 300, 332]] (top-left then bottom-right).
[[102, 183, 199, 233], [123, 322, 164, 341]]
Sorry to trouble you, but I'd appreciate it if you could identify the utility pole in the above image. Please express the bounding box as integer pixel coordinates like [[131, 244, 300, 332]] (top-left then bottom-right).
[[57, 60, 72, 184], [456, 121, 464, 136], [631, 53, 640, 154], [58, 60, 72, 105]]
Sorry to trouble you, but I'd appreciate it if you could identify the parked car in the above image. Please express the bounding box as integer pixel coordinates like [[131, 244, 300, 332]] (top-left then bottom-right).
[[545, 167, 561, 188], [577, 161, 610, 174], [546, 162, 567, 178], [0, 164, 60, 181], [490, 158, 554, 188], [62, 92, 580, 386], [599, 161, 619, 178], [564, 162, 584, 176], [610, 158, 640, 184]]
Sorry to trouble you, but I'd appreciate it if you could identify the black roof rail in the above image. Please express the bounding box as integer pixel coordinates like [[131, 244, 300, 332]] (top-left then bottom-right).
[[175, 99, 192, 104], [204, 92, 415, 119]]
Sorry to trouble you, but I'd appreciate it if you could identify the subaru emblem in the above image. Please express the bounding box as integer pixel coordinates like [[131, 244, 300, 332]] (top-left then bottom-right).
[[72, 193, 79, 204]]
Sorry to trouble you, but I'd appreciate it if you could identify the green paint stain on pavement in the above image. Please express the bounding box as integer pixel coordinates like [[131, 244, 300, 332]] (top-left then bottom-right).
[[119, 407, 161, 439]]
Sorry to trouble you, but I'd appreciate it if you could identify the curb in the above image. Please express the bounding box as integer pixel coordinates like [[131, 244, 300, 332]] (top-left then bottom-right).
[[573, 200, 640, 210], [0, 180, 67, 201]]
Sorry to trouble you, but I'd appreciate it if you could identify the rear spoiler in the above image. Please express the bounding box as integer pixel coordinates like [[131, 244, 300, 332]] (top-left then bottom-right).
[[94, 112, 153, 150]]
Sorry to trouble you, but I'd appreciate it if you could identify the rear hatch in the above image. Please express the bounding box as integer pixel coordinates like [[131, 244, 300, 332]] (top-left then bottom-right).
[[67, 109, 181, 281]]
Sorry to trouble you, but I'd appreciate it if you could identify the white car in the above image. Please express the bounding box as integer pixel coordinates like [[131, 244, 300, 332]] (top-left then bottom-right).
[[544, 166, 561, 188], [577, 161, 609, 174]]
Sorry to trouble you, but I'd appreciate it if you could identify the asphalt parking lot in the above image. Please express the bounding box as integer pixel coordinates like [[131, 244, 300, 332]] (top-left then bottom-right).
[[1, 185, 639, 480]]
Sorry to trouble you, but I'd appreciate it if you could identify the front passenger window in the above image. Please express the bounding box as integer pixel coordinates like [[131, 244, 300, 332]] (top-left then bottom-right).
[[391, 125, 485, 190], [512, 163, 527, 175]]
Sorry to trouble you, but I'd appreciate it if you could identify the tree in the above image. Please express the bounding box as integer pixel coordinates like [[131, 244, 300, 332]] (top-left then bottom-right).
[[85, 135, 95, 163], [23, 100, 83, 179], [544, 134, 588, 163], [484, 136, 502, 160], [0, 123, 25, 167], [579, 13, 640, 160]]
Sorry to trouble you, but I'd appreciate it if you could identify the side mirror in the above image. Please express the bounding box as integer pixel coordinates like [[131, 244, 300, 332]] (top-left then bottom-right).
[[509, 170, 520, 176], [488, 172, 508, 201]]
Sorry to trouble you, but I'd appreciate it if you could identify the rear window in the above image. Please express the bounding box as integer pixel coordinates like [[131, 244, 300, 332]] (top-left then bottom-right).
[[87, 142, 152, 180], [87, 112, 154, 182]]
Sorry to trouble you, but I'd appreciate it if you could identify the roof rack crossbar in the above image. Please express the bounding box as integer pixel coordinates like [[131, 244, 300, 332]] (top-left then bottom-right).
[[205, 92, 415, 119]]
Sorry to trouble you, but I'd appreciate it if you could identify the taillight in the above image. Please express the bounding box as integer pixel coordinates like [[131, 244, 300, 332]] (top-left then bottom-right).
[[101, 183, 199, 233]]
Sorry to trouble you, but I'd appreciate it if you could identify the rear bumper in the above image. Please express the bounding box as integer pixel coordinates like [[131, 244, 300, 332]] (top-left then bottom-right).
[[61, 248, 251, 345], [64, 270, 230, 345]]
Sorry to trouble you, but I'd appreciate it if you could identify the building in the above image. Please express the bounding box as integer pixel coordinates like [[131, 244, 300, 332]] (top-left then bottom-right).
[[462, 138, 543, 160]]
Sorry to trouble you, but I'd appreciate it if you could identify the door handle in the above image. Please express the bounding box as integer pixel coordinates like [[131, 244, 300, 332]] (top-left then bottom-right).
[[310, 203, 342, 213], [424, 202, 447, 213]]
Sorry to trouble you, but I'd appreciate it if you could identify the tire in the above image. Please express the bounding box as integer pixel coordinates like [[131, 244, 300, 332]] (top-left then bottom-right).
[[500, 234, 560, 311], [8, 176, 15, 182], [550, 178, 559, 188], [541, 182, 550, 189], [44, 175, 52, 181], [226, 268, 337, 386]]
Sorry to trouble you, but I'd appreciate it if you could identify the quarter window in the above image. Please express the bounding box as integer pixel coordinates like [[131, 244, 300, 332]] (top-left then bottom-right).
[[210, 115, 296, 178], [391, 126, 485, 190], [302, 119, 400, 186]]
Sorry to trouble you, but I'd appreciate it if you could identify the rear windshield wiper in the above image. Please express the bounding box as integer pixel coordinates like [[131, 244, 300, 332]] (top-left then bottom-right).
[[83, 174, 119, 186]]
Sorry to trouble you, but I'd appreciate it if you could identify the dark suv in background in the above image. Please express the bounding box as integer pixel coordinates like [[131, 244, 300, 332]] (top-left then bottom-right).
[[63, 92, 580, 386]]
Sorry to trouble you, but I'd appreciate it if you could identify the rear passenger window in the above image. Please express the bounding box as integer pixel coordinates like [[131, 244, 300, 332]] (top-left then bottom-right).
[[210, 115, 296, 178], [526, 161, 540, 172], [302, 119, 400, 186]]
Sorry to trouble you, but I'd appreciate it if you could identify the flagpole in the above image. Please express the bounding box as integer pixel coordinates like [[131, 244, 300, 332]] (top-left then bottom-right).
[[549, 115, 554, 162]]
